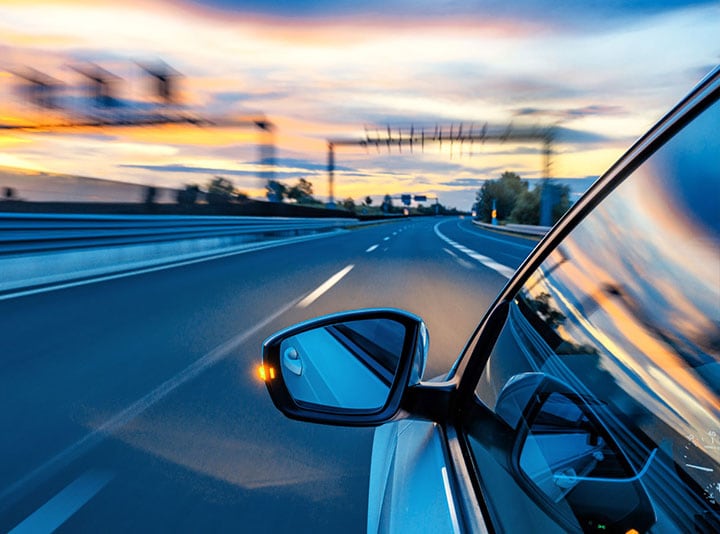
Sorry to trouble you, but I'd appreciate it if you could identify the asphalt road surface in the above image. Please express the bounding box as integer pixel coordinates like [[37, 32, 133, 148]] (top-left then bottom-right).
[[0, 217, 537, 533]]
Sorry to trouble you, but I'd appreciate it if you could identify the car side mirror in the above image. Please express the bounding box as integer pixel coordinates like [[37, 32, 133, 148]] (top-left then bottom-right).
[[496, 373, 656, 533], [261, 309, 428, 426]]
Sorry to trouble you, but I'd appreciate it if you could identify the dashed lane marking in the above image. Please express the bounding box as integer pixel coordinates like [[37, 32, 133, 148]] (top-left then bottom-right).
[[443, 248, 473, 269], [297, 265, 355, 308], [434, 222, 515, 279], [9, 470, 114, 534]]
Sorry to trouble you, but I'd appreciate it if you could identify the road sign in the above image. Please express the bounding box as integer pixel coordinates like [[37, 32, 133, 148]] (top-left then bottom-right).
[[401, 194, 411, 206]]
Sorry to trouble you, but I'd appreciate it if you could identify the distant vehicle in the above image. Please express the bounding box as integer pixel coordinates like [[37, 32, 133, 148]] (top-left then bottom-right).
[[262, 67, 720, 533]]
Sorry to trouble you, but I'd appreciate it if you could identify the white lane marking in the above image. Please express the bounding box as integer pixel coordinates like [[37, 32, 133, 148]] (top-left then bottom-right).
[[443, 248, 472, 268], [480, 259, 515, 277], [383, 236, 390, 241], [0, 299, 300, 508], [10, 470, 114, 534], [297, 265, 354, 308], [0, 231, 344, 302], [434, 222, 515, 279], [366, 244, 379, 253], [441, 467, 461, 534]]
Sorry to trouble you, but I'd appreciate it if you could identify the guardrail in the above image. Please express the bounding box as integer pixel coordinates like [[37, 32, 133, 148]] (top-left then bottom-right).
[[472, 220, 550, 237], [0, 213, 360, 255], [0, 214, 393, 297]]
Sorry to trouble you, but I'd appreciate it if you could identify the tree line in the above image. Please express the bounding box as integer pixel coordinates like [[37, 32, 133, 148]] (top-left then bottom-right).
[[474, 171, 570, 226], [176, 176, 320, 206], [176, 176, 461, 216]]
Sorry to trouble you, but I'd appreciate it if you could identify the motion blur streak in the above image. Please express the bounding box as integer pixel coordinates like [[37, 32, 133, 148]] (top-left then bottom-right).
[[0, 218, 528, 531], [0, 297, 300, 510]]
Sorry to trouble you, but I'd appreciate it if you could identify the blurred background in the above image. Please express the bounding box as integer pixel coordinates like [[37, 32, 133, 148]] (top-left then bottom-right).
[[1, 0, 717, 214], [1, 2, 718, 532]]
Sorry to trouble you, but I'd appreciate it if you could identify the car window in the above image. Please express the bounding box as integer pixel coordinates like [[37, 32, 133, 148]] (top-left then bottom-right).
[[465, 97, 720, 532]]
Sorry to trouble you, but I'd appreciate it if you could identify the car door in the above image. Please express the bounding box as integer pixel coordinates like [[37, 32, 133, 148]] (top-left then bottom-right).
[[450, 67, 719, 532]]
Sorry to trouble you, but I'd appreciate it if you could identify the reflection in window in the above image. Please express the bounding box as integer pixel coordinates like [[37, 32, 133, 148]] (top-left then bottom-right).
[[469, 98, 720, 531]]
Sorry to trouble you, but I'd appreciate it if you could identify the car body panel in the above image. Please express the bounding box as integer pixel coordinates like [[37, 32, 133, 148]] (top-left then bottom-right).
[[368, 420, 460, 534]]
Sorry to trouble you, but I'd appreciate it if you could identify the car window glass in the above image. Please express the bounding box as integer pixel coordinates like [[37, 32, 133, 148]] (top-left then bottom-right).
[[466, 98, 720, 532]]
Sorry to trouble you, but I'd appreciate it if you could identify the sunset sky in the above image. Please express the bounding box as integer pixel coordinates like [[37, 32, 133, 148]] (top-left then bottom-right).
[[0, 0, 718, 208]]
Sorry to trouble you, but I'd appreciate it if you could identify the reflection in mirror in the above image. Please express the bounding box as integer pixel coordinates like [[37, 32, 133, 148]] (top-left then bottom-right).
[[519, 393, 655, 531], [279, 318, 406, 411], [520, 393, 632, 501]]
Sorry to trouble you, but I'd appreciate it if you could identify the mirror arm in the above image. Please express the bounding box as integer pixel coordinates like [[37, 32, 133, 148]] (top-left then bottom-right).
[[401, 381, 456, 423]]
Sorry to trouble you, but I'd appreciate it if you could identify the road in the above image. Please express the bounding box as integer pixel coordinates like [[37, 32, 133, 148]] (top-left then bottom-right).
[[0, 217, 537, 532]]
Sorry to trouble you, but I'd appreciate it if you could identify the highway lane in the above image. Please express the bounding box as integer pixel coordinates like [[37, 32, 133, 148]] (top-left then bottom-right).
[[0, 216, 535, 532], [439, 217, 538, 270]]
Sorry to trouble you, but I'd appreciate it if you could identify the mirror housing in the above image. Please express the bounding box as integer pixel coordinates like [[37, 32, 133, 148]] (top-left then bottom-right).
[[496, 373, 656, 532], [261, 308, 428, 426]]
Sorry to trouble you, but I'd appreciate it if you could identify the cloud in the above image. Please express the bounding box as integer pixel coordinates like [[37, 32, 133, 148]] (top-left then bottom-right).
[[349, 154, 497, 174], [184, 1, 717, 31], [251, 157, 355, 172], [420, 70, 586, 103], [553, 126, 613, 144], [207, 90, 292, 111], [119, 156, 354, 180], [119, 162, 313, 179], [434, 187, 481, 210], [63, 132, 119, 142], [120, 163, 256, 175], [441, 178, 486, 188], [472, 146, 544, 156], [514, 104, 627, 120], [304, 76, 583, 128], [409, 175, 434, 186]]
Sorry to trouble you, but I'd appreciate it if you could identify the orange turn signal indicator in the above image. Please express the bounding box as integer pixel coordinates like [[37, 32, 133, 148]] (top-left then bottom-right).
[[257, 364, 276, 382]]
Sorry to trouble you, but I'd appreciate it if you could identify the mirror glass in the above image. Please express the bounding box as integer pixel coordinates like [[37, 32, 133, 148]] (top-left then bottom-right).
[[279, 318, 406, 411], [520, 393, 633, 500], [519, 392, 656, 530]]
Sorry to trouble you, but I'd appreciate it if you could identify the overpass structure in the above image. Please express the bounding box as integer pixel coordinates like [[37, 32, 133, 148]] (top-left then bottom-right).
[[327, 123, 554, 206], [2, 62, 276, 182]]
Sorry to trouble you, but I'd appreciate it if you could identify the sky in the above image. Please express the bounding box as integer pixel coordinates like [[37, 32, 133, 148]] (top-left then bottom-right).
[[0, 0, 718, 209]]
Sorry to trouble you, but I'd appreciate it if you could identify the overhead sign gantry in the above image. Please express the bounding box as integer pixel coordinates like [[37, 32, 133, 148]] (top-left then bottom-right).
[[327, 123, 554, 206]]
